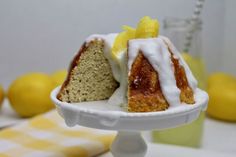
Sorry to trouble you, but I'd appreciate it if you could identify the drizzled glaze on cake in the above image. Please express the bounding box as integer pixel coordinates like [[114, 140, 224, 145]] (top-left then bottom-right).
[[58, 32, 198, 112], [127, 37, 197, 110], [84, 34, 197, 109]]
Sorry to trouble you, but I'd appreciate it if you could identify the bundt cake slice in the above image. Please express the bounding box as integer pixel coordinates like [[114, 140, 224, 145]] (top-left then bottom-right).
[[127, 37, 197, 112], [57, 35, 119, 103]]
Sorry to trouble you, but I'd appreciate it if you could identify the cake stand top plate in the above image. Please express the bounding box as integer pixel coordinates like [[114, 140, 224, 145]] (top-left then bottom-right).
[[51, 87, 208, 131]]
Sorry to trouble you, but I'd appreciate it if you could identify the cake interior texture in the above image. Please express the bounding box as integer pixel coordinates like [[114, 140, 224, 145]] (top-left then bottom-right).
[[57, 40, 118, 103], [128, 52, 169, 112], [168, 46, 195, 104]]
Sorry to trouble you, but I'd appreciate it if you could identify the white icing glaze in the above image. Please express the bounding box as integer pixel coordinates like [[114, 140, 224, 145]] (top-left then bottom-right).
[[128, 37, 181, 106], [160, 36, 198, 93], [85, 34, 198, 108], [108, 50, 128, 106], [85, 34, 121, 82]]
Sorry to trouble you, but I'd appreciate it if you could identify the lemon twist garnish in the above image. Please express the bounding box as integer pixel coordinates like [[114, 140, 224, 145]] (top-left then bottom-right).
[[112, 26, 136, 60], [112, 16, 160, 60], [136, 16, 159, 38]]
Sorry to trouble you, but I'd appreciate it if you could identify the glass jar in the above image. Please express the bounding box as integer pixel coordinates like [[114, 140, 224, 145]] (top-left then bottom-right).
[[152, 17, 207, 148]]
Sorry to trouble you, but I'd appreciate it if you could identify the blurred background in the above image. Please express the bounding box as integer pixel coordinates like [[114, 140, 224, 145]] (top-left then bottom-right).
[[0, 0, 236, 157], [0, 0, 235, 88]]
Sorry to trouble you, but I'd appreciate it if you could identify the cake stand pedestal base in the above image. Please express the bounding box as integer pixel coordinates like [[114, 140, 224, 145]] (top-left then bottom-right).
[[111, 131, 147, 157]]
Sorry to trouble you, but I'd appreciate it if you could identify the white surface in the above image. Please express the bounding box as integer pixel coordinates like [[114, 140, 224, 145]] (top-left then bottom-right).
[[0, 100, 24, 128], [51, 87, 208, 131], [202, 118, 236, 154], [141, 118, 236, 155], [100, 143, 236, 157], [0, 0, 229, 89], [221, 0, 236, 74]]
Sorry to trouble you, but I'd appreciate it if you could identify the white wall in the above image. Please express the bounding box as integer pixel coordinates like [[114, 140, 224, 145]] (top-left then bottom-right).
[[221, 0, 236, 74], [0, 0, 228, 88]]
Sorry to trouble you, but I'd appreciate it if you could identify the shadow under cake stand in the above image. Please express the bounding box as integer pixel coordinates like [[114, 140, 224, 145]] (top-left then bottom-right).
[[51, 87, 208, 157]]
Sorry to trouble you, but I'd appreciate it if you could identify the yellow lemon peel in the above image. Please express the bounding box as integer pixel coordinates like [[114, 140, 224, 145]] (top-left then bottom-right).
[[8, 73, 55, 117], [136, 16, 159, 38], [111, 26, 136, 59], [112, 16, 160, 60]]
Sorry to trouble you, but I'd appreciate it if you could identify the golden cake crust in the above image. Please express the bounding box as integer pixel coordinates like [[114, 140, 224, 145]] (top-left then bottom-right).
[[128, 44, 195, 112], [128, 52, 169, 112], [168, 46, 195, 104], [57, 43, 87, 101]]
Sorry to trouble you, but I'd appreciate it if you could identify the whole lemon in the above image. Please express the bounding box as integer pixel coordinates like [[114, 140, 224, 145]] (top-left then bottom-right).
[[50, 70, 67, 88], [207, 72, 236, 89], [8, 73, 55, 118], [207, 73, 236, 122], [0, 85, 4, 107]]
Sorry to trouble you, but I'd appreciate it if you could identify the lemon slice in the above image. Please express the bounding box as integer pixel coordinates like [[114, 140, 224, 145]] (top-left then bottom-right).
[[112, 25, 136, 61], [112, 16, 160, 62], [135, 16, 159, 38]]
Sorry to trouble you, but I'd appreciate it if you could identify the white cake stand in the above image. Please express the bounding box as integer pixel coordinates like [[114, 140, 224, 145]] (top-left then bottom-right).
[[51, 87, 208, 157]]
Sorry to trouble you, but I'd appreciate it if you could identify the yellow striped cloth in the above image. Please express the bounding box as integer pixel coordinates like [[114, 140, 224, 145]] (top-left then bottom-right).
[[0, 110, 116, 157]]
